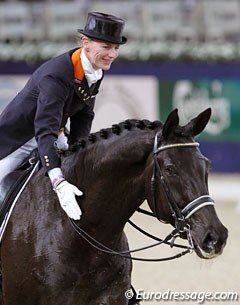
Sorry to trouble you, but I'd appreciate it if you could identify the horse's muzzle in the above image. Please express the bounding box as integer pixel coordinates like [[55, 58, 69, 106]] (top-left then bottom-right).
[[194, 225, 228, 259]]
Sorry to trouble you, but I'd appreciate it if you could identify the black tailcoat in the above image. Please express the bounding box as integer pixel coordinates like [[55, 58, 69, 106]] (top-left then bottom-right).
[[0, 48, 103, 173]]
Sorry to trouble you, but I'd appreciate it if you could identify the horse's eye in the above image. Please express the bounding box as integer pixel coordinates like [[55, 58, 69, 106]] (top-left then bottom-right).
[[164, 165, 177, 176]]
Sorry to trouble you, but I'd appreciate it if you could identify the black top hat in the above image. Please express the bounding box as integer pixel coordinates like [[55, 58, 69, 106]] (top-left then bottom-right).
[[78, 12, 127, 45]]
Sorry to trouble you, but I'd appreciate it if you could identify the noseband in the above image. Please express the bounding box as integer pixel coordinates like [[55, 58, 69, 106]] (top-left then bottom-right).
[[151, 131, 215, 233]]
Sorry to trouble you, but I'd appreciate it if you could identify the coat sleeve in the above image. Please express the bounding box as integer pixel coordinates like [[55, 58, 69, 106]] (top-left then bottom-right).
[[69, 97, 96, 143], [34, 74, 69, 173]]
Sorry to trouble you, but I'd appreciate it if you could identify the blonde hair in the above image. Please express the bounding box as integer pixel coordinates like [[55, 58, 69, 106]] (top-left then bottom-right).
[[77, 34, 95, 47]]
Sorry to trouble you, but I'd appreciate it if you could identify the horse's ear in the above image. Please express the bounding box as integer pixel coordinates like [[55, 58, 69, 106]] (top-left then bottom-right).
[[162, 109, 179, 139], [185, 108, 212, 137]]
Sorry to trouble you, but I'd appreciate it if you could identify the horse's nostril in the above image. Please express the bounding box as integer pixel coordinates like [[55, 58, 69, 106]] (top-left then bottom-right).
[[203, 233, 218, 252], [202, 232, 227, 254]]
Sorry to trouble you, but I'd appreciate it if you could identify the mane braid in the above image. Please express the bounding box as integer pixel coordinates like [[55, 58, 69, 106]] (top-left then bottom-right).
[[88, 134, 96, 143], [112, 124, 121, 135], [123, 120, 132, 130], [66, 119, 162, 154], [136, 120, 145, 129], [100, 129, 108, 139]]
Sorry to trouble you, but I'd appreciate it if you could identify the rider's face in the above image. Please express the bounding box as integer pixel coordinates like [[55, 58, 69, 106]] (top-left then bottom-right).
[[82, 37, 120, 71]]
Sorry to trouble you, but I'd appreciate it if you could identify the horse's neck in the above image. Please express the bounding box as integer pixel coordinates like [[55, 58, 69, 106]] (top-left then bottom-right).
[[66, 128, 155, 242]]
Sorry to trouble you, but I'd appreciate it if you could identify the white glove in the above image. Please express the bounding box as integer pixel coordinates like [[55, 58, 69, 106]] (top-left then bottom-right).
[[54, 180, 83, 220], [55, 132, 69, 151]]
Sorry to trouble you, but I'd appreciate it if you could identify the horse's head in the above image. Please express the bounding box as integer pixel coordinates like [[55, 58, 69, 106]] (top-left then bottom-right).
[[145, 108, 228, 259]]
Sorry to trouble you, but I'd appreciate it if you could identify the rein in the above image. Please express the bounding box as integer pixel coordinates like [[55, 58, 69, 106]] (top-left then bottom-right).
[[69, 218, 191, 262], [69, 130, 215, 262]]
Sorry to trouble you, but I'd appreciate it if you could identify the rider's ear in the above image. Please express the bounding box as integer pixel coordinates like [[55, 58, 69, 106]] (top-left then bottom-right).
[[186, 108, 212, 137], [162, 108, 179, 139]]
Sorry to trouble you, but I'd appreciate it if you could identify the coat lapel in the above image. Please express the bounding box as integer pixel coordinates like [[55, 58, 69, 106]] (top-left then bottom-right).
[[74, 77, 91, 103], [71, 47, 104, 106]]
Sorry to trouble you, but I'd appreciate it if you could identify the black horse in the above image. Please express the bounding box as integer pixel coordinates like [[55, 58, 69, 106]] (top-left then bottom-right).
[[0, 109, 228, 305]]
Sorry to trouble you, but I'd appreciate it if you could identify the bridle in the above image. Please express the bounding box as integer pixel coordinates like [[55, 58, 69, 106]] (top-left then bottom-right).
[[151, 130, 215, 246], [69, 130, 215, 261]]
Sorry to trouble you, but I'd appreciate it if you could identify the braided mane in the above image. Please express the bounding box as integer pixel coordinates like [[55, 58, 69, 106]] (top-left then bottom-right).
[[69, 119, 162, 152]]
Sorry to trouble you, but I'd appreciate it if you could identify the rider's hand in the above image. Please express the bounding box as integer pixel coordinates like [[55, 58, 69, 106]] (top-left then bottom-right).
[[55, 132, 69, 151], [53, 180, 83, 220]]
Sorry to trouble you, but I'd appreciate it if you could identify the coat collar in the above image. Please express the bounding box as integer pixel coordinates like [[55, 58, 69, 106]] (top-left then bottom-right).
[[71, 48, 91, 102], [71, 48, 104, 103]]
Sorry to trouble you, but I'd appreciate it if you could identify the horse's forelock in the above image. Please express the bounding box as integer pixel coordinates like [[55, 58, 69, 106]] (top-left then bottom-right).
[[174, 126, 185, 136], [170, 126, 194, 142]]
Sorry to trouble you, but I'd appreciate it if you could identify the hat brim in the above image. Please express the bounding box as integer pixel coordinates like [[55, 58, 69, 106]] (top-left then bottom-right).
[[77, 29, 127, 45]]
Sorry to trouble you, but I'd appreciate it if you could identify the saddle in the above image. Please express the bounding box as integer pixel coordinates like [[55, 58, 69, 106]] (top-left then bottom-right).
[[0, 149, 40, 237]]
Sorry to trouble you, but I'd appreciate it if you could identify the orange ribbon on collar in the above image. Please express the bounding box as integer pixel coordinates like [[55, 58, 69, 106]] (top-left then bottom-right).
[[71, 48, 84, 81]]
